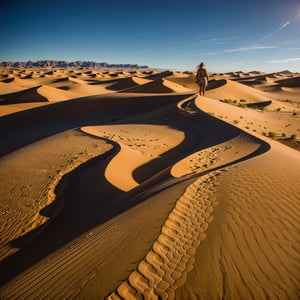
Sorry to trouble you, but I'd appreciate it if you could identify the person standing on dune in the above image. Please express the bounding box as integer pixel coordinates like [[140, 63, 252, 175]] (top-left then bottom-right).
[[196, 62, 209, 96]]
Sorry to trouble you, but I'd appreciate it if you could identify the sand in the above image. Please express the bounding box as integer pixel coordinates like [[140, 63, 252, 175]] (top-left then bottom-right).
[[0, 67, 299, 299]]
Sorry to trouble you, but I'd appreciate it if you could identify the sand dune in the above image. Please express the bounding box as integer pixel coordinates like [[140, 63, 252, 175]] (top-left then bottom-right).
[[206, 78, 269, 102], [163, 74, 199, 90], [143, 70, 174, 80], [106, 76, 152, 91], [0, 86, 49, 104], [82, 124, 185, 191], [120, 78, 193, 93], [37, 85, 72, 101], [275, 76, 300, 87], [0, 67, 299, 299]]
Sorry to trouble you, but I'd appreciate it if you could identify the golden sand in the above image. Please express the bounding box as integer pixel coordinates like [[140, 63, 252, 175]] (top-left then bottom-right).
[[0, 67, 299, 299]]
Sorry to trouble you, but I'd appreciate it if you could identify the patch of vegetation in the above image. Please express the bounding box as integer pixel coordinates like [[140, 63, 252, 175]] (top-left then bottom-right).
[[220, 98, 233, 104], [291, 134, 297, 140], [238, 103, 247, 108], [233, 120, 239, 124], [268, 132, 277, 139]]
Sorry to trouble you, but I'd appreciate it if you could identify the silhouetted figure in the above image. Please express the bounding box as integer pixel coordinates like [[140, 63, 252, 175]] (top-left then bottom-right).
[[196, 62, 209, 96]]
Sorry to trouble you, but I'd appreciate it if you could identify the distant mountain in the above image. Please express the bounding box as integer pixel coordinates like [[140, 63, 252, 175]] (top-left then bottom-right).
[[0, 60, 149, 69]]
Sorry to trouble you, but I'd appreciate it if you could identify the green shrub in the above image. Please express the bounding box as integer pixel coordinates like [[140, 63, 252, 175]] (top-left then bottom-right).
[[268, 132, 277, 139], [291, 134, 297, 140], [220, 98, 233, 104]]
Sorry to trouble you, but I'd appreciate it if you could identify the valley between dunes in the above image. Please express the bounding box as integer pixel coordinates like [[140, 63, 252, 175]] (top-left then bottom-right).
[[0, 67, 299, 299]]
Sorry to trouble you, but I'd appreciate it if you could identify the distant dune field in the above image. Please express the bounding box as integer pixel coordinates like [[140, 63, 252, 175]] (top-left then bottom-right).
[[0, 67, 299, 299]]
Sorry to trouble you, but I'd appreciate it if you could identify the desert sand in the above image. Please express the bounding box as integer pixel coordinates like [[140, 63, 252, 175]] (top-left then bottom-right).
[[0, 67, 299, 299]]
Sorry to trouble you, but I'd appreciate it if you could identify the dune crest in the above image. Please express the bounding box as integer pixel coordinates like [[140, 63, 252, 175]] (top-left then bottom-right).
[[82, 124, 185, 191]]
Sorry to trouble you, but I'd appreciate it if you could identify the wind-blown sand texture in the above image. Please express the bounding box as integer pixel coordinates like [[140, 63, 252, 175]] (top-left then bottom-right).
[[0, 67, 299, 299]]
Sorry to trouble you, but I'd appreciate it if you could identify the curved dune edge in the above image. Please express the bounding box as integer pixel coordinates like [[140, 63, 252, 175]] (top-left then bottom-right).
[[106, 172, 221, 300], [206, 79, 268, 102], [37, 85, 70, 101], [82, 124, 185, 191], [171, 134, 260, 177], [0, 129, 113, 262], [120, 78, 193, 94], [0, 67, 299, 299], [106, 132, 262, 299], [0, 86, 49, 104], [175, 139, 300, 299]]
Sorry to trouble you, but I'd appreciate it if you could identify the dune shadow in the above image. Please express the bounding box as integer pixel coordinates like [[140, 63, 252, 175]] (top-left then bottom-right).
[[207, 79, 227, 90], [0, 139, 126, 286], [247, 100, 272, 108], [1, 77, 15, 83], [0, 93, 191, 157], [131, 97, 262, 184], [0, 92, 271, 288], [0, 86, 48, 105], [56, 85, 71, 90], [275, 76, 300, 87]]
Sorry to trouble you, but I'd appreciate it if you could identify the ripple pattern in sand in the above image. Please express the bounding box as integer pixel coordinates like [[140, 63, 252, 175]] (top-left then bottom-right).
[[106, 172, 220, 299]]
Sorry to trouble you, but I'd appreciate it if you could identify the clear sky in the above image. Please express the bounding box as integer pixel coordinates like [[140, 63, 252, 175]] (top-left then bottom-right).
[[1, 0, 300, 73]]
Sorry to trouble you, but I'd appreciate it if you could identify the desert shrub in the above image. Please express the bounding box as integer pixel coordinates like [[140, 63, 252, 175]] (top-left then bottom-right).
[[282, 133, 286, 137], [239, 103, 247, 108], [220, 99, 233, 104], [240, 99, 247, 102], [276, 108, 281, 111], [292, 112, 297, 116], [291, 134, 297, 140], [268, 132, 277, 139], [233, 120, 239, 124]]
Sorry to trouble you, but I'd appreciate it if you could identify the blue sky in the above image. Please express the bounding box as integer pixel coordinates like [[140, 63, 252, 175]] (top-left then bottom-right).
[[1, 0, 300, 72]]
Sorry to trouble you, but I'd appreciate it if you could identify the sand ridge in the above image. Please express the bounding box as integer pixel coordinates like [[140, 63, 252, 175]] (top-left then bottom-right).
[[0, 67, 299, 299]]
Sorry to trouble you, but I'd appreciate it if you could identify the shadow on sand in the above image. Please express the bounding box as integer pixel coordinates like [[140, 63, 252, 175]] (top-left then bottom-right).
[[0, 93, 270, 287]]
